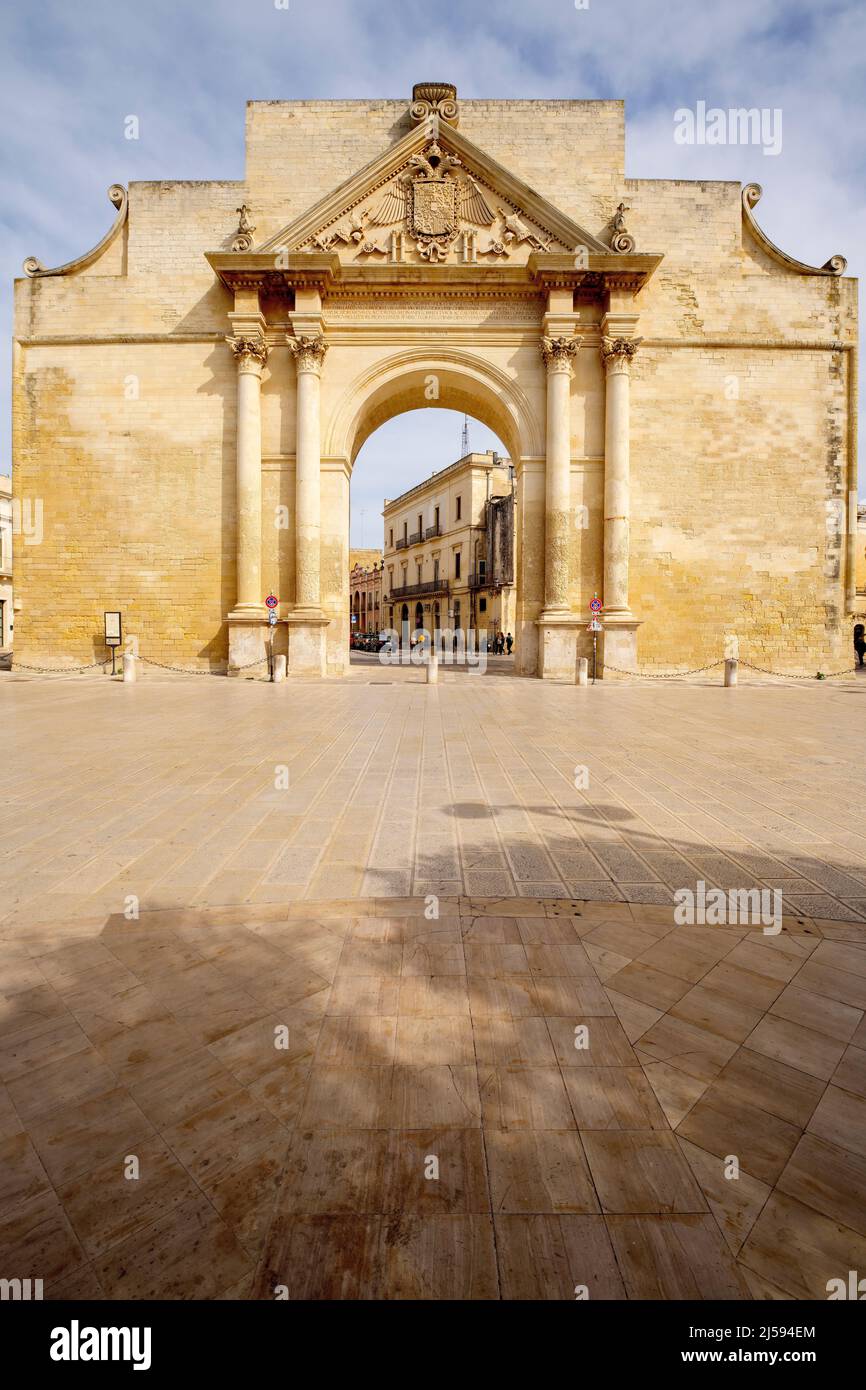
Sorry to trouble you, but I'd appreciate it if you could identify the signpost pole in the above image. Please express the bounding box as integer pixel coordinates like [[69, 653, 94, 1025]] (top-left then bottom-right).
[[587, 594, 603, 687], [265, 596, 279, 683], [104, 612, 122, 678]]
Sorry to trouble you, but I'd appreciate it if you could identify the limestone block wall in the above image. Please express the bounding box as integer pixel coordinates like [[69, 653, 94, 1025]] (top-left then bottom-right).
[[12, 337, 235, 668], [620, 176, 857, 670], [629, 343, 851, 670]]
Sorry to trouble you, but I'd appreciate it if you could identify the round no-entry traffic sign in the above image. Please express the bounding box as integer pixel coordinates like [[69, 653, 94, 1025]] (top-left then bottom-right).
[[589, 597, 602, 613], [265, 594, 278, 609]]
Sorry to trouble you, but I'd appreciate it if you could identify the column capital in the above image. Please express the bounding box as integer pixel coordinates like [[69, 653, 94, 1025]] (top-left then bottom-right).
[[229, 335, 269, 375], [541, 334, 582, 374], [601, 335, 642, 374], [289, 333, 328, 376]]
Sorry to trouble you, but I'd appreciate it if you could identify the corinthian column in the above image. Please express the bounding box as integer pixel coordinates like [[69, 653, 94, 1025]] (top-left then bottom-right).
[[229, 335, 269, 615], [541, 334, 581, 616], [290, 334, 328, 614], [600, 336, 639, 617]]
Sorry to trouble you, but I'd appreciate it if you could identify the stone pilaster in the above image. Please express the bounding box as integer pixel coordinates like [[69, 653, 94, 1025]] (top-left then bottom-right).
[[538, 334, 582, 680], [287, 332, 330, 675], [227, 329, 269, 674], [600, 332, 642, 672]]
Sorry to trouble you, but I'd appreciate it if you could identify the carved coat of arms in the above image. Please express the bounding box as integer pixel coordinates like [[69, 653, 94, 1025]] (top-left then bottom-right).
[[404, 143, 463, 260], [309, 139, 554, 262]]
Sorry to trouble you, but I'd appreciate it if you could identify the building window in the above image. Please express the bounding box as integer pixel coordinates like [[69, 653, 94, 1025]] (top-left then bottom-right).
[[433, 558, 439, 582], [455, 495, 462, 521], [417, 513, 423, 536], [403, 521, 408, 543], [454, 551, 461, 579], [434, 505, 440, 530], [479, 597, 487, 613], [389, 528, 393, 547]]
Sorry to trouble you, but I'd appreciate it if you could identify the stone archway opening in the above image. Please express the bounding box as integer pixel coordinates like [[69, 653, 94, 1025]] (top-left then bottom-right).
[[348, 403, 514, 670], [326, 354, 541, 676]]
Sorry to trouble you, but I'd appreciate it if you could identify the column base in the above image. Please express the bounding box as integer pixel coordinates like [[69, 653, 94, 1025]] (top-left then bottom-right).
[[537, 613, 582, 683], [600, 614, 643, 677], [227, 613, 270, 677], [286, 611, 330, 677]]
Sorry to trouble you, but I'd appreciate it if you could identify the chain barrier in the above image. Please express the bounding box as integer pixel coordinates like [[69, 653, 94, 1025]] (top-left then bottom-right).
[[137, 655, 268, 675], [603, 659, 860, 681], [7, 654, 266, 678], [738, 660, 859, 680], [603, 659, 726, 680], [7, 652, 863, 682], [10, 658, 113, 674]]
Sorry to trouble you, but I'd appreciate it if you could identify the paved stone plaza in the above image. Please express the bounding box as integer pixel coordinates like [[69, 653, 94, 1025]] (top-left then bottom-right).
[[2, 668, 866, 920], [1, 671, 865, 1299]]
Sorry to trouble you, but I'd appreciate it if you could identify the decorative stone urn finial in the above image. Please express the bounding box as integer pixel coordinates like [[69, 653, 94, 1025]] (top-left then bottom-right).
[[410, 82, 459, 126]]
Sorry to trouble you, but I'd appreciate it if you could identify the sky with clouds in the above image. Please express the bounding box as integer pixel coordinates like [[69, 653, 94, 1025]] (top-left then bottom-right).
[[2, 0, 863, 546]]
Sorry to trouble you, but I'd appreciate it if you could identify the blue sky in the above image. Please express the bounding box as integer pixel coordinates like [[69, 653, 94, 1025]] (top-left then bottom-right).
[[2, 0, 863, 546]]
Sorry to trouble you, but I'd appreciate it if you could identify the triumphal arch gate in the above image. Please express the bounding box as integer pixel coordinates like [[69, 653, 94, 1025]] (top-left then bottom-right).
[[15, 83, 856, 678], [211, 85, 659, 680]]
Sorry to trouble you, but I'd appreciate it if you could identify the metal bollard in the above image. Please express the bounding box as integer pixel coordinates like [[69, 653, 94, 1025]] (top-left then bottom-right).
[[122, 654, 137, 683], [425, 650, 439, 684], [724, 658, 738, 687], [577, 657, 589, 687], [273, 654, 287, 683]]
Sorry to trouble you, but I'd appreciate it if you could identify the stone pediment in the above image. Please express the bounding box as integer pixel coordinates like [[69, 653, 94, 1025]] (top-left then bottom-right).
[[256, 117, 610, 268]]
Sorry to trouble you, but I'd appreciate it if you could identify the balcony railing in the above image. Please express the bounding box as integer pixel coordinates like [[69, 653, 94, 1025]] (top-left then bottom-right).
[[388, 579, 450, 600], [395, 536, 408, 550], [408, 530, 422, 546], [425, 523, 441, 540]]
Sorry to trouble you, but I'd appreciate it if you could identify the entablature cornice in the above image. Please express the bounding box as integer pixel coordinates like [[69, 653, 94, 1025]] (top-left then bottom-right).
[[205, 248, 663, 299], [206, 251, 341, 294]]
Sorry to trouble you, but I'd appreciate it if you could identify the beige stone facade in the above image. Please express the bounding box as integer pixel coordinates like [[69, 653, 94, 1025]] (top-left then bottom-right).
[[0, 475, 12, 649], [349, 549, 383, 635], [383, 450, 515, 646], [856, 504, 866, 599], [12, 83, 859, 679]]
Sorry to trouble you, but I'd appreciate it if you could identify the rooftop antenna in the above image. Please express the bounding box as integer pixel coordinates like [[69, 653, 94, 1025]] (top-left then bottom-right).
[[461, 414, 470, 457]]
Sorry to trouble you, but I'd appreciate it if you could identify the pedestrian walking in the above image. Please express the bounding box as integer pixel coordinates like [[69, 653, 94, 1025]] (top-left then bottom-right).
[[855, 623, 866, 667], [506, 632, 513, 655]]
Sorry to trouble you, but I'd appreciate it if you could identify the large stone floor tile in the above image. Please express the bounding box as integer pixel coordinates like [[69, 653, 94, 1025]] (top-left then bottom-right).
[[485, 1130, 599, 1214], [738, 1191, 866, 1300], [93, 1191, 252, 1300], [495, 1214, 625, 1298], [606, 1213, 752, 1299], [580, 1130, 707, 1214]]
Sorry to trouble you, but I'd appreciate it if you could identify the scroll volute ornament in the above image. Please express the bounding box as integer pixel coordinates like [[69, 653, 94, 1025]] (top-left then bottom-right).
[[410, 82, 459, 126], [231, 204, 256, 253], [609, 202, 636, 254]]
